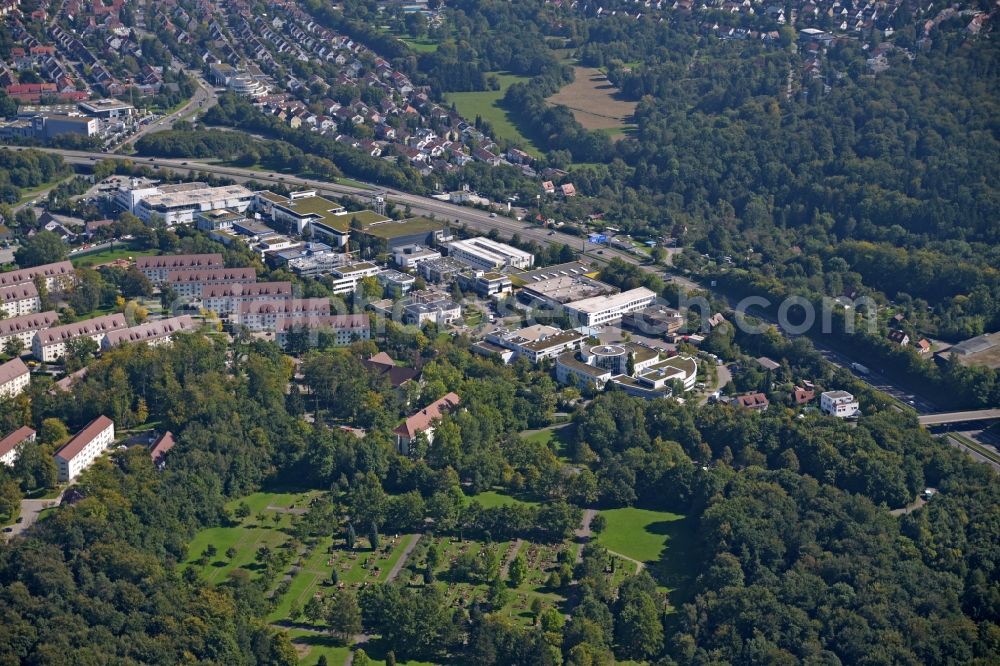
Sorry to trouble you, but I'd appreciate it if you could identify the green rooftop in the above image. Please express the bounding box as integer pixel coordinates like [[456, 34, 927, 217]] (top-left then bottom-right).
[[360, 216, 445, 239]]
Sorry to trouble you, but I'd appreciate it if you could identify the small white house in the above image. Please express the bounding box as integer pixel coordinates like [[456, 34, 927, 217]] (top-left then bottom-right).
[[820, 391, 860, 418]]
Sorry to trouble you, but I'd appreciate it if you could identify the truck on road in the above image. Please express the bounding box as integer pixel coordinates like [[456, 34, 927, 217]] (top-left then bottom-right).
[[851, 362, 870, 375]]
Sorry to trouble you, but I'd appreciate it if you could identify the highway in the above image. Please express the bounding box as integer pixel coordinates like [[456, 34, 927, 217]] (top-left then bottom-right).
[[919, 410, 1000, 426], [15, 146, 652, 273]]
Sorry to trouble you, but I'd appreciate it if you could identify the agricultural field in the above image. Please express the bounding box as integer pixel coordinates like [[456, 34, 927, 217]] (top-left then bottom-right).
[[445, 72, 543, 157], [546, 66, 637, 140]]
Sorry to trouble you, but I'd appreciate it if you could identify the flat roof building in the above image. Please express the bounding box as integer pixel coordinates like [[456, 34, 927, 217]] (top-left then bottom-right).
[[447, 237, 534, 271], [565, 287, 657, 327], [393, 244, 441, 269], [484, 324, 585, 364], [520, 275, 618, 307], [134, 184, 254, 225], [54, 415, 115, 482], [820, 390, 860, 418]]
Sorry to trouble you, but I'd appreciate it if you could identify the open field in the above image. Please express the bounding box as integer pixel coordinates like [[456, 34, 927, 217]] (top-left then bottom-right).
[[399, 37, 439, 53], [546, 66, 637, 139], [521, 425, 573, 462], [466, 489, 540, 509], [597, 507, 685, 563], [70, 244, 160, 269], [445, 72, 543, 157], [597, 506, 697, 604]]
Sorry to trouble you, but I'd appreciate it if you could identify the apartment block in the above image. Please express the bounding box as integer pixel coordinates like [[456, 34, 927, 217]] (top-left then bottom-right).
[[54, 415, 115, 482], [136, 254, 224, 282], [0, 426, 36, 467], [236, 298, 332, 331], [0, 311, 60, 352], [167, 268, 257, 298], [0, 281, 40, 318], [0, 357, 30, 398], [101, 315, 197, 349], [32, 313, 128, 362], [202, 282, 293, 316]]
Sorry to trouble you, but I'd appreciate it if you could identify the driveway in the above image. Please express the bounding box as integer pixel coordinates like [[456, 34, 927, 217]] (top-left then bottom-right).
[[4, 492, 64, 540]]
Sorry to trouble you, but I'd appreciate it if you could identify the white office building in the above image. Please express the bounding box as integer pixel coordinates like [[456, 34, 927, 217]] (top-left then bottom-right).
[[329, 263, 380, 296], [447, 237, 534, 271], [564, 287, 657, 327], [54, 415, 115, 482], [131, 183, 254, 225], [820, 391, 860, 418]]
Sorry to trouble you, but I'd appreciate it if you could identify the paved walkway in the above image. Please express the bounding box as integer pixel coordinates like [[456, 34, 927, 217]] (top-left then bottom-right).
[[574, 509, 596, 564], [385, 533, 421, 583], [499, 538, 524, 578]]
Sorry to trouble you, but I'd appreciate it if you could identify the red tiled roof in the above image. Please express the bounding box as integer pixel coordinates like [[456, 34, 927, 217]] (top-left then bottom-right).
[[0, 426, 35, 460], [149, 431, 175, 463], [54, 415, 113, 462], [394, 392, 460, 440]]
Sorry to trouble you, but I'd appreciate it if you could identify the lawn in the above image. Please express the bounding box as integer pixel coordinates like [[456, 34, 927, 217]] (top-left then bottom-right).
[[521, 425, 573, 462], [283, 628, 352, 665], [445, 72, 543, 157], [466, 489, 539, 509], [596, 507, 685, 563], [597, 507, 698, 605], [184, 490, 321, 585], [399, 36, 439, 53], [71, 244, 160, 269]]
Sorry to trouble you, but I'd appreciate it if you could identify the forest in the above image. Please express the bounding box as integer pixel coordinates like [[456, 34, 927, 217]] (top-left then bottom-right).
[[0, 316, 996, 664]]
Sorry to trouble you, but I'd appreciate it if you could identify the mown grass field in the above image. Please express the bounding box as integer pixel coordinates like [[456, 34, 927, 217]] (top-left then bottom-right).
[[445, 72, 543, 157], [597, 507, 685, 563], [70, 244, 160, 269]]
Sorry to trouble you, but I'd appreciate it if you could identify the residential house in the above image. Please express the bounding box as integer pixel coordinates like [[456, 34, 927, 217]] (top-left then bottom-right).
[[734, 392, 770, 411], [820, 390, 860, 418], [393, 392, 461, 454]]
